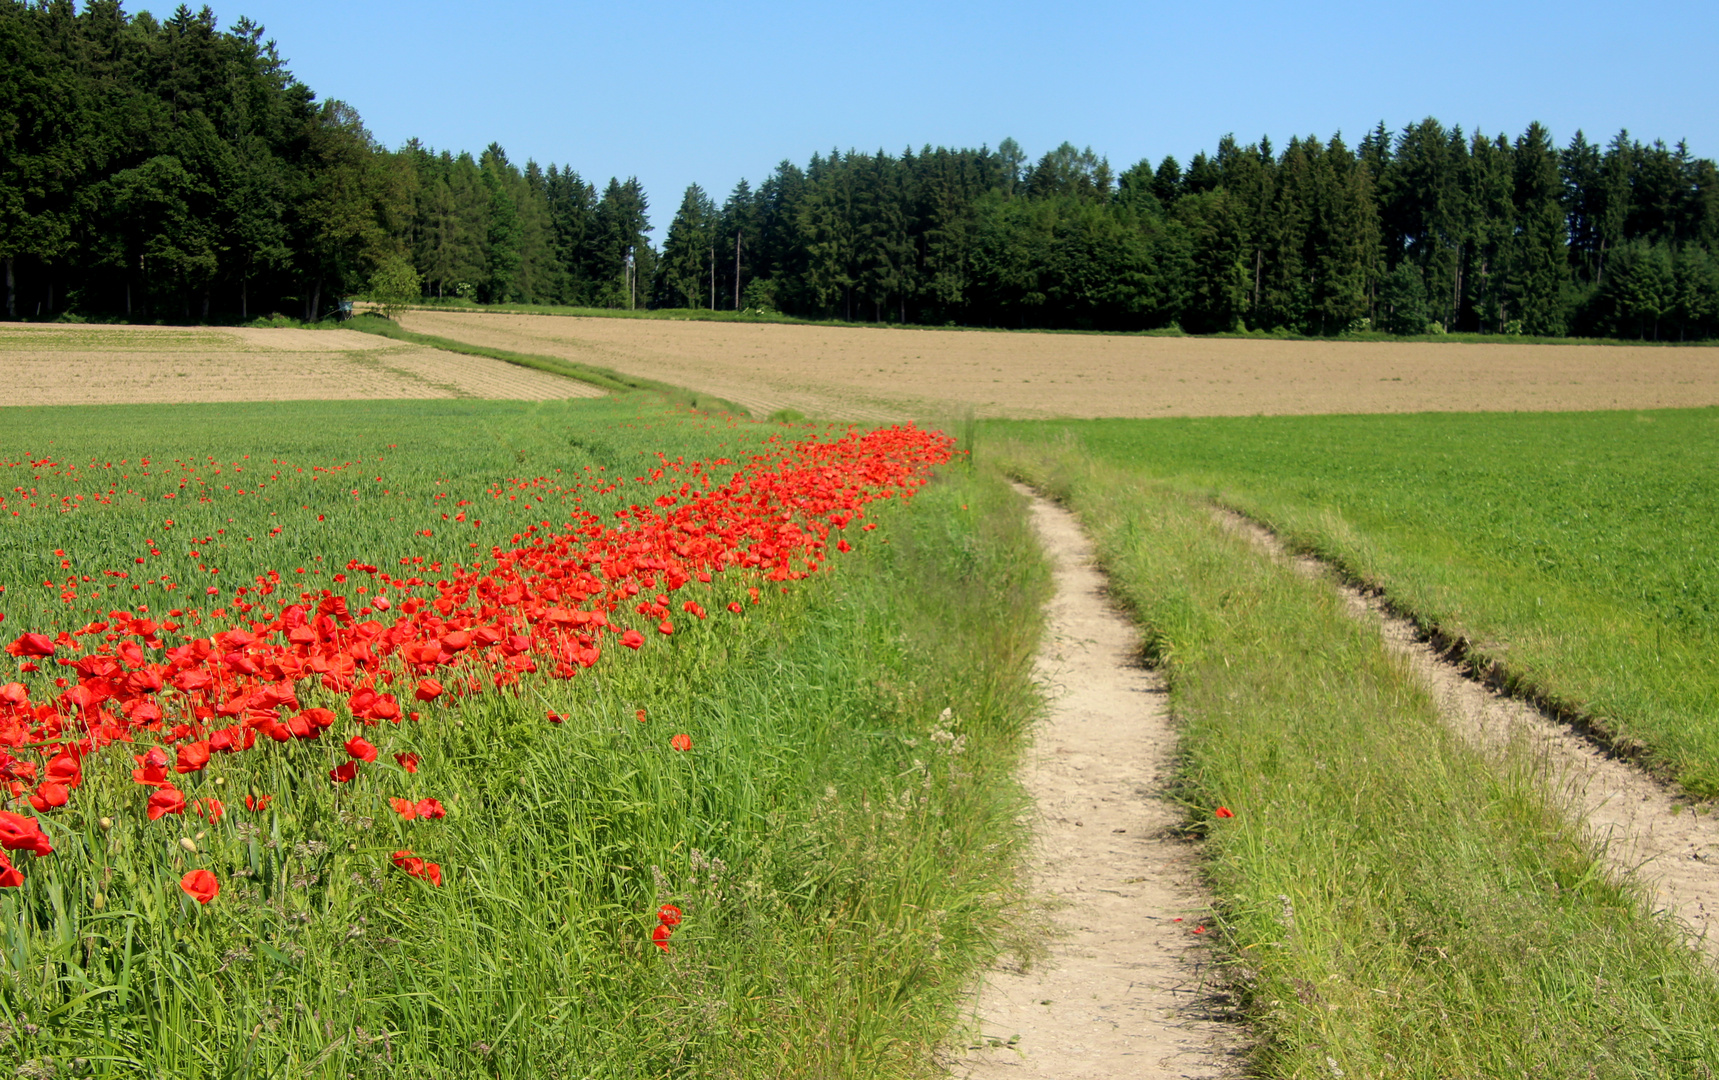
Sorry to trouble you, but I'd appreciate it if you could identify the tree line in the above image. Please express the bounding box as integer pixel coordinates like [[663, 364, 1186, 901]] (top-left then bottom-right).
[[4, 2, 1716, 339]]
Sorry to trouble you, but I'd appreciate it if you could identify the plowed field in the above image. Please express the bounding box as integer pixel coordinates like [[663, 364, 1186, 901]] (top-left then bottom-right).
[[0, 324, 601, 405], [398, 309, 1719, 420]]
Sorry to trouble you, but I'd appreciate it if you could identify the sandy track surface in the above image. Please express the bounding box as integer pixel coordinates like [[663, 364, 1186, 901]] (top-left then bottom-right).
[[958, 488, 1241, 1079], [1226, 511, 1719, 965], [398, 309, 1719, 421], [0, 324, 601, 405]]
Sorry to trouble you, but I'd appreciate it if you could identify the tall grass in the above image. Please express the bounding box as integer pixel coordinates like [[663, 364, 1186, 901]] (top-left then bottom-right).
[[991, 437, 1719, 1077], [0, 399, 1047, 1076]]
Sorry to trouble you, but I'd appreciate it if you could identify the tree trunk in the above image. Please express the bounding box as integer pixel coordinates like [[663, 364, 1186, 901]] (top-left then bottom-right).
[[306, 279, 322, 323], [734, 231, 742, 310], [4, 257, 13, 319], [201, 290, 210, 322]]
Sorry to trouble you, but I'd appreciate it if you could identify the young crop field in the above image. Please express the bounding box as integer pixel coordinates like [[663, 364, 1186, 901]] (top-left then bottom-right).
[[0, 396, 1048, 1077], [0, 325, 598, 405], [987, 407, 1719, 794], [393, 308, 1719, 422]]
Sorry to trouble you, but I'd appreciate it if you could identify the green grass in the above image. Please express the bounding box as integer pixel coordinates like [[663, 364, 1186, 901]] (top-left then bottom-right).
[[986, 409, 1719, 795], [0, 398, 1048, 1077], [988, 438, 1719, 1077]]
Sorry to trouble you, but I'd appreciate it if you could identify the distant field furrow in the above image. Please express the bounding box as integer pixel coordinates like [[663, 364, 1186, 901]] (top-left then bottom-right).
[[0, 325, 602, 405], [398, 308, 1719, 421]]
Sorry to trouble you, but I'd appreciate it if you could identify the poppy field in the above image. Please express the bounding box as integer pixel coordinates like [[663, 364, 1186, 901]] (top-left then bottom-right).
[[0, 396, 1046, 1077]]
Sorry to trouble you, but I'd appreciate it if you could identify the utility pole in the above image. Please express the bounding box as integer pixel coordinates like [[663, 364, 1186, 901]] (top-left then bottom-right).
[[734, 229, 743, 310]]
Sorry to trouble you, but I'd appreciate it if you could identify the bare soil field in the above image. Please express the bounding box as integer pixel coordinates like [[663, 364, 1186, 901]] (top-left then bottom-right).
[[0, 324, 600, 406], [397, 309, 1719, 420]]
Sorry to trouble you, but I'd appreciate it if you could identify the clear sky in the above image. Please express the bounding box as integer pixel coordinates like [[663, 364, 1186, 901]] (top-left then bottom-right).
[[146, 0, 1716, 232]]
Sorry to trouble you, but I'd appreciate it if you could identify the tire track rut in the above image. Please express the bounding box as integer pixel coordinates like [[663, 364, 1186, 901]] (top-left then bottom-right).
[[1222, 509, 1719, 965]]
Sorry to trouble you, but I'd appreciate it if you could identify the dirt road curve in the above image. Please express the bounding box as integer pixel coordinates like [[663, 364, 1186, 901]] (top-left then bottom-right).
[[399, 309, 1719, 421], [958, 488, 1241, 1079], [0, 324, 600, 405]]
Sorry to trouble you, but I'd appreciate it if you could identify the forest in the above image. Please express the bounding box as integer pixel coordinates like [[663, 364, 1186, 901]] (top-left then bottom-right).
[[4, 1, 1717, 339]]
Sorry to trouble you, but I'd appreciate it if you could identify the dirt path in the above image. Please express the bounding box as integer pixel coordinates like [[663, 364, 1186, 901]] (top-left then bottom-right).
[[956, 488, 1242, 1079], [1222, 511, 1719, 965]]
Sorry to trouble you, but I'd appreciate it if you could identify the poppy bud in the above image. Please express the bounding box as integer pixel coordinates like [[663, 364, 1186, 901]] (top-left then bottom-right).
[[179, 837, 197, 853]]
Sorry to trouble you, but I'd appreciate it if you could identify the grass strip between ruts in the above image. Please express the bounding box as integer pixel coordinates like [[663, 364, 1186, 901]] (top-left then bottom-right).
[[988, 438, 1719, 1078], [344, 313, 752, 416]]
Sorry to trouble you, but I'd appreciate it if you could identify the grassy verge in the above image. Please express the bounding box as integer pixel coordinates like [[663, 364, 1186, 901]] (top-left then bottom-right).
[[0, 399, 1046, 1076], [344, 313, 750, 414], [988, 437, 1719, 1077], [987, 410, 1719, 796]]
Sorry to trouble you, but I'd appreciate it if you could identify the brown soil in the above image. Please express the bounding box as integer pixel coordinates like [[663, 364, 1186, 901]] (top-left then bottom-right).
[[399, 309, 1719, 421], [0, 324, 601, 405], [956, 488, 1242, 1079], [1223, 510, 1719, 965]]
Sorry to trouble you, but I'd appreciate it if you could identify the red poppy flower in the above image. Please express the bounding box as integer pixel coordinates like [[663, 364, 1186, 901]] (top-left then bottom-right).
[[389, 797, 417, 820], [5, 633, 54, 658], [413, 678, 444, 702], [193, 797, 224, 821], [652, 923, 673, 952], [619, 629, 645, 650], [727, 601, 743, 615], [414, 797, 446, 820], [546, 710, 564, 724], [391, 849, 442, 885], [635, 709, 647, 724], [146, 787, 187, 820], [329, 760, 360, 784], [1214, 806, 1234, 819], [245, 793, 273, 812], [0, 855, 23, 888], [395, 752, 419, 774], [44, 753, 80, 788], [0, 812, 48, 856], [27, 782, 68, 812], [131, 748, 171, 788], [345, 736, 379, 762], [670, 733, 692, 752], [180, 868, 219, 905], [175, 741, 211, 774], [657, 904, 682, 927]]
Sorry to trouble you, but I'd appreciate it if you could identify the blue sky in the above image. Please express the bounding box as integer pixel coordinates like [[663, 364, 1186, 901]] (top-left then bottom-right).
[[150, 0, 1715, 231]]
